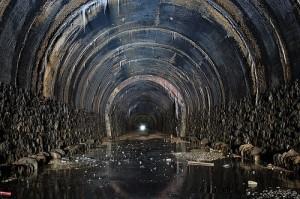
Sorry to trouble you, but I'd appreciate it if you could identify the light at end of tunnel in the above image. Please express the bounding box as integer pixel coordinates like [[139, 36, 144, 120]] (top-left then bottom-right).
[[139, 124, 147, 132]]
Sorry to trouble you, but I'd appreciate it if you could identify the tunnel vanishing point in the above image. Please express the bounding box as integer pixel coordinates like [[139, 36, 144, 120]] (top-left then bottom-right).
[[0, 0, 300, 164]]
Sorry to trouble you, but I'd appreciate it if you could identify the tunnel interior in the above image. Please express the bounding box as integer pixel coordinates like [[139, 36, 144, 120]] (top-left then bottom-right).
[[1, 0, 300, 197], [0, 0, 300, 155], [109, 81, 178, 135]]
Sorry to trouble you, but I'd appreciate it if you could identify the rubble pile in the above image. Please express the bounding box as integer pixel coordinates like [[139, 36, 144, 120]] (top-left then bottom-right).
[[191, 80, 300, 157], [0, 82, 104, 164]]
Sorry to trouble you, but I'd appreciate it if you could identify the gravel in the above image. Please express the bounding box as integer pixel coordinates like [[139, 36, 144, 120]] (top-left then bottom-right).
[[247, 189, 300, 199]]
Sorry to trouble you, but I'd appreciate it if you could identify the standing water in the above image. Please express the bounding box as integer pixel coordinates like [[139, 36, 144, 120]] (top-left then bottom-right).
[[1, 139, 300, 199]]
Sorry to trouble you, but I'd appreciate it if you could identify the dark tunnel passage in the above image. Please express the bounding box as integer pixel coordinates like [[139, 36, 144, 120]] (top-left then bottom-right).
[[105, 75, 186, 138], [1, 0, 300, 198], [1, 1, 300, 194], [109, 81, 179, 136], [1, 0, 300, 140]]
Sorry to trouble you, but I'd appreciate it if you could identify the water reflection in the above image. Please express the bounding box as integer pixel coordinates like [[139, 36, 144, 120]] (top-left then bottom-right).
[[1, 139, 300, 199]]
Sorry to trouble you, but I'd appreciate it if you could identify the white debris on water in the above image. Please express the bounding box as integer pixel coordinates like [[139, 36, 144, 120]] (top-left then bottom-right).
[[248, 180, 258, 188], [173, 151, 224, 162], [222, 164, 231, 168]]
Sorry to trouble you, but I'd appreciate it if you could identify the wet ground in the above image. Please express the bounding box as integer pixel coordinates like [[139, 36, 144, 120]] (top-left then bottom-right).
[[1, 139, 300, 199]]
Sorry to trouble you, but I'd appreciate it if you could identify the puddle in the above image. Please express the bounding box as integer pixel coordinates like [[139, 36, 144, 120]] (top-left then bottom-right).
[[0, 139, 299, 199]]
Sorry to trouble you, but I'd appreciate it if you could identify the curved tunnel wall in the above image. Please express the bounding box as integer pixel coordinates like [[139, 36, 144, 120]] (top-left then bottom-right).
[[0, 0, 300, 137], [105, 76, 186, 138]]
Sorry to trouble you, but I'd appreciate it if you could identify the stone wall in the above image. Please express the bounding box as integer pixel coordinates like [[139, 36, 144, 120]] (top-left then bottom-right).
[[0, 82, 104, 164], [192, 80, 300, 157]]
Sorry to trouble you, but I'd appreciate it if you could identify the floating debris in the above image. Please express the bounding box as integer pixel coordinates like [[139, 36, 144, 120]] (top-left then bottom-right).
[[188, 161, 214, 167], [173, 150, 224, 162], [248, 181, 258, 188], [222, 164, 231, 169], [248, 188, 300, 199], [1, 177, 17, 183]]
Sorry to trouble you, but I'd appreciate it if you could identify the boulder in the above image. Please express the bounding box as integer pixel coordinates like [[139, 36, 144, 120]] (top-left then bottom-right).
[[250, 147, 262, 163], [212, 142, 229, 155], [285, 149, 299, 158], [273, 153, 283, 166], [14, 157, 38, 177], [251, 147, 262, 156], [15, 157, 38, 172], [283, 150, 299, 170], [34, 152, 51, 165], [50, 152, 62, 160], [294, 156, 300, 165], [239, 144, 254, 160], [64, 144, 87, 156], [52, 149, 66, 157]]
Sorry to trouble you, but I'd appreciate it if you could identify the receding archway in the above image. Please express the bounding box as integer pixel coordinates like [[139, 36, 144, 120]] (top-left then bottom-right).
[[105, 75, 187, 138]]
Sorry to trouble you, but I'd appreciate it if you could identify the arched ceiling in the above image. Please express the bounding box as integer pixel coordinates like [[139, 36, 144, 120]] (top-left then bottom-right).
[[109, 81, 177, 136], [0, 0, 300, 136]]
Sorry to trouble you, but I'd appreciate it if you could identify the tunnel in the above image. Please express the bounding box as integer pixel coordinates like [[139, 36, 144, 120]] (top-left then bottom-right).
[[107, 78, 180, 136], [1, 0, 300, 138], [0, 0, 300, 198]]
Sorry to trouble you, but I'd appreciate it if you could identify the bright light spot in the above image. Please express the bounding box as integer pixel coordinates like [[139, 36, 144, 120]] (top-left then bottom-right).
[[139, 124, 146, 131]]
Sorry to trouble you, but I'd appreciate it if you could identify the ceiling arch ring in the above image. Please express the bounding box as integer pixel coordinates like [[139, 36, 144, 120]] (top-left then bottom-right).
[[104, 75, 187, 138], [89, 57, 211, 117], [47, 27, 227, 104], [70, 42, 225, 111], [82, 54, 216, 112]]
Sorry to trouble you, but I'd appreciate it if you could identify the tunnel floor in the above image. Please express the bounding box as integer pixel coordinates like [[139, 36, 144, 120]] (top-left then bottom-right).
[[1, 138, 300, 199]]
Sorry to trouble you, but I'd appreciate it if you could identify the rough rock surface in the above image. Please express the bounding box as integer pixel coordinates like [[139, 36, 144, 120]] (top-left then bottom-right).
[[0, 82, 104, 164], [192, 80, 300, 157]]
